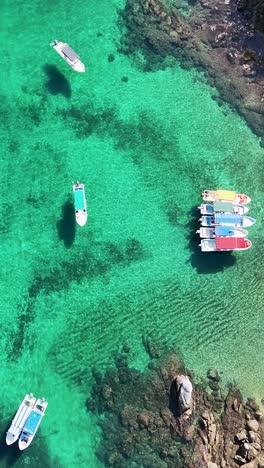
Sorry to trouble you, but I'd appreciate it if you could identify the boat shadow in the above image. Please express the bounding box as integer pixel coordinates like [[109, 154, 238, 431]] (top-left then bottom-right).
[[57, 200, 76, 248], [0, 421, 23, 465], [186, 207, 236, 274], [43, 64, 71, 98]]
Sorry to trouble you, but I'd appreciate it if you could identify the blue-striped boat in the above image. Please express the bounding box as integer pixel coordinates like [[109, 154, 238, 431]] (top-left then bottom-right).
[[72, 181, 88, 226], [18, 398, 48, 450], [199, 213, 256, 228]]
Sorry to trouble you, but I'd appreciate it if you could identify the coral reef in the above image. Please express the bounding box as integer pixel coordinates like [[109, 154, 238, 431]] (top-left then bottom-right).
[[87, 338, 264, 467], [119, 0, 264, 142]]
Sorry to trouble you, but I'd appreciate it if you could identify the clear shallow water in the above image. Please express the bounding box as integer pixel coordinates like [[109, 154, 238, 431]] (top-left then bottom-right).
[[1, 0, 264, 466]]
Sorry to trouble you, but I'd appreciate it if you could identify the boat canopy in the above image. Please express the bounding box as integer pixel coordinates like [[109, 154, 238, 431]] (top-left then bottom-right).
[[23, 411, 41, 435], [215, 226, 235, 236], [216, 237, 247, 249], [74, 188, 85, 210], [213, 201, 233, 212], [216, 190, 235, 201], [62, 45, 79, 61], [215, 213, 241, 224]]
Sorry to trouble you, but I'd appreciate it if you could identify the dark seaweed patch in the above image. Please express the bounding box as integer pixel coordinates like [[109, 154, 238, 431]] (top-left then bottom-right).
[[125, 238, 145, 262], [43, 64, 71, 98], [104, 242, 125, 264], [57, 200, 76, 248], [7, 300, 36, 361], [59, 104, 116, 139], [8, 140, 20, 154]]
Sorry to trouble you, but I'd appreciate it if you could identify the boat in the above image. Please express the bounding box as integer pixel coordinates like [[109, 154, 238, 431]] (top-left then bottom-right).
[[6, 393, 36, 446], [199, 237, 252, 252], [72, 181, 88, 226], [196, 226, 248, 239], [199, 213, 256, 228], [198, 201, 249, 216], [50, 40, 85, 73], [202, 189, 251, 205], [18, 398, 48, 450]]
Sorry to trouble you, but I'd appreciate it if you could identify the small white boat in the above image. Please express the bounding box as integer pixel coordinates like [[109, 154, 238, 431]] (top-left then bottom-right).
[[73, 182, 88, 226], [199, 237, 252, 252], [50, 40, 85, 73], [196, 226, 248, 238], [198, 202, 249, 216], [199, 214, 256, 228], [18, 398, 48, 450], [202, 189, 251, 205], [6, 393, 36, 446]]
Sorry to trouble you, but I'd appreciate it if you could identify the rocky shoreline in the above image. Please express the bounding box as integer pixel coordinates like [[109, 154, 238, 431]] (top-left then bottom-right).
[[87, 338, 264, 467], [119, 0, 264, 143]]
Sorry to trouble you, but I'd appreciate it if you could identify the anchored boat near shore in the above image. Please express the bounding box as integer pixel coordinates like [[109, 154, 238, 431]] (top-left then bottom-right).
[[50, 40, 85, 72], [198, 202, 249, 216], [6, 393, 36, 446], [73, 182, 88, 226], [199, 237, 252, 252], [196, 226, 248, 239], [18, 398, 48, 451], [199, 213, 256, 228], [202, 189, 251, 205]]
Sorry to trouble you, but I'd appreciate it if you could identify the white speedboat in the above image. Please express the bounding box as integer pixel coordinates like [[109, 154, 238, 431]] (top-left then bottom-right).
[[50, 40, 85, 73], [199, 237, 252, 252], [18, 398, 48, 450], [6, 393, 36, 445], [196, 226, 248, 238], [73, 182, 88, 226], [198, 202, 249, 215]]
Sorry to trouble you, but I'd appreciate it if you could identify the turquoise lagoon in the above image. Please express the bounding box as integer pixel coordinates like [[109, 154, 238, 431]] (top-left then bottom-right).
[[0, 0, 264, 466]]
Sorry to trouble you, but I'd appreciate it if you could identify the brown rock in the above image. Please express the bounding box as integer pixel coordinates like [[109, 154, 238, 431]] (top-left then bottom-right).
[[255, 410, 263, 421], [183, 424, 195, 441], [241, 461, 258, 468], [207, 368, 221, 382], [137, 411, 152, 429], [247, 419, 259, 432], [235, 429, 248, 441]]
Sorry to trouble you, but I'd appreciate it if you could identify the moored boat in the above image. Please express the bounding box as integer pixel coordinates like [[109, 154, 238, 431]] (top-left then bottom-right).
[[198, 201, 249, 215], [199, 214, 256, 228], [18, 398, 48, 450], [50, 40, 85, 73], [199, 237, 252, 252], [196, 226, 248, 239], [202, 189, 251, 205], [6, 393, 36, 446], [72, 181, 88, 227]]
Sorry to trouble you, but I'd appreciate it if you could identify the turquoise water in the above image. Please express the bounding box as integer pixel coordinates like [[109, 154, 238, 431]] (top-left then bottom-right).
[[1, 0, 264, 466]]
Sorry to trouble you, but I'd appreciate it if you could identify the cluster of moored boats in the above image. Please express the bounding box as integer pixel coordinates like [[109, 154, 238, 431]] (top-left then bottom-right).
[[197, 190, 255, 252], [6, 393, 48, 450]]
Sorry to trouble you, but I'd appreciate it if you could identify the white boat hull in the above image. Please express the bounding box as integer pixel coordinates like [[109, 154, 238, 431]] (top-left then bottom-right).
[[6, 393, 36, 446], [73, 182, 88, 226], [198, 204, 249, 215], [196, 227, 248, 238], [199, 216, 256, 228], [18, 398, 48, 450], [51, 40, 85, 73]]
